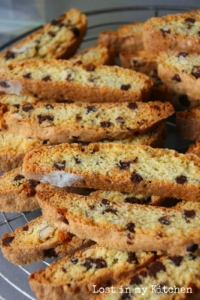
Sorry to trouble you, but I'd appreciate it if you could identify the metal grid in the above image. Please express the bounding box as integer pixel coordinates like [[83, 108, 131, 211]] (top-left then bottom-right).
[[0, 5, 195, 300]]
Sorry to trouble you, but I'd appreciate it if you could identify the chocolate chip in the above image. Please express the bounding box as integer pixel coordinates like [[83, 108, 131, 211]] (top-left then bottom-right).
[[118, 161, 131, 170], [185, 17, 195, 24], [84, 63, 96, 72], [140, 270, 148, 278], [56, 99, 74, 104], [42, 76, 51, 82], [172, 74, 181, 82], [2, 236, 14, 247], [5, 51, 15, 60], [43, 248, 57, 258], [100, 121, 112, 128], [127, 252, 138, 264], [22, 103, 33, 112], [128, 103, 138, 110], [125, 222, 135, 233], [168, 255, 183, 266], [148, 261, 166, 277], [115, 116, 125, 124], [121, 84, 131, 91], [25, 188, 36, 197], [28, 179, 40, 188], [130, 274, 142, 285], [101, 199, 110, 205], [160, 28, 171, 37], [120, 289, 132, 300], [184, 210, 196, 219], [186, 243, 198, 253], [124, 197, 141, 204], [48, 31, 56, 37], [14, 174, 25, 181], [0, 81, 10, 88], [58, 216, 69, 225], [13, 104, 20, 109], [179, 95, 190, 107], [66, 74, 73, 81], [62, 267, 67, 272], [74, 157, 81, 164], [89, 205, 95, 210], [70, 27, 80, 37], [158, 217, 170, 225], [23, 73, 32, 79], [178, 52, 188, 58], [83, 258, 107, 270], [45, 104, 54, 109], [131, 173, 143, 183], [191, 66, 200, 79], [22, 225, 29, 231], [175, 175, 187, 184], [71, 258, 78, 264], [87, 106, 97, 113], [102, 208, 118, 215], [53, 160, 66, 170], [37, 115, 54, 124], [51, 19, 62, 26]]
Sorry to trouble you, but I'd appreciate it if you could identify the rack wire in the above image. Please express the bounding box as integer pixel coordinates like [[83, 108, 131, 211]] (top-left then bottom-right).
[[0, 5, 195, 300]]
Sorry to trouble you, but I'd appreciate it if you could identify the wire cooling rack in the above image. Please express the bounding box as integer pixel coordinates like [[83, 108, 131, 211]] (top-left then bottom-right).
[[0, 5, 196, 300]]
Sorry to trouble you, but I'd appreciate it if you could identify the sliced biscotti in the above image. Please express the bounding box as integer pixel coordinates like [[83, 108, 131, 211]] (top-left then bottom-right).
[[3, 101, 173, 144], [69, 44, 115, 65], [157, 51, 200, 101], [23, 143, 200, 202], [92, 254, 200, 300], [0, 8, 87, 65], [29, 244, 155, 300], [98, 22, 144, 55], [0, 131, 47, 173], [0, 59, 153, 103], [143, 9, 200, 54], [176, 107, 200, 140], [36, 188, 200, 255], [90, 190, 164, 206], [1, 216, 92, 265]]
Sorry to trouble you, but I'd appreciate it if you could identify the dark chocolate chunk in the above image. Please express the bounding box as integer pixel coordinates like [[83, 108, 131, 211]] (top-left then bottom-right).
[[185, 17, 195, 24], [83, 258, 107, 270], [22, 103, 33, 112], [178, 52, 188, 58], [13, 104, 20, 109], [124, 197, 141, 204], [37, 114, 54, 124], [74, 157, 81, 164], [140, 270, 148, 278], [66, 74, 73, 81], [148, 261, 166, 277], [115, 116, 125, 124], [23, 73, 32, 79], [71, 258, 78, 264], [48, 31, 56, 37], [160, 28, 171, 37], [191, 66, 200, 79], [56, 99, 74, 104], [0, 81, 10, 88], [84, 63, 96, 72], [131, 173, 143, 183], [172, 74, 181, 82], [53, 160, 66, 170], [175, 175, 187, 184], [43, 248, 57, 258], [2, 236, 15, 247], [5, 51, 15, 60], [127, 252, 138, 264], [158, 217, 170, 225], [87, 106, 97, 113], [186, 243, 198, 253], [101, 199, 110, 205], [22, 225, 29, 231], [102, 208, 118, 215], [14, 174, 25, 181], [70, 27, 80, 37], [168, 255, 183, 266], [42, 76, 51, 82], [121, 84, 131, 91], [130, 274, 142, 285], [128, 102, 138, 110], [28, 179, 40, 188], [120, 289, 132, 300], [125, 222, 135, 233], [184, 210, 196, 219], [100, 121, 112, 128], [118, 161, 131, 170], [62, 267, 67, 272]]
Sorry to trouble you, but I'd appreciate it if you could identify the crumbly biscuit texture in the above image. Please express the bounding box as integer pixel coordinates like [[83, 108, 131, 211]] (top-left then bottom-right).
[[0, 59, 153, 103], [157, 51, 200, 101], [23, 143, 200, 201], [0, 8, 87, 64], [4, 101, 173, 144], [143, 9, 200, 54], [92, 254, 200, 300], [36, 188, 200, 255], [29, 244, 155, 300], [1, 216, 92, 265]]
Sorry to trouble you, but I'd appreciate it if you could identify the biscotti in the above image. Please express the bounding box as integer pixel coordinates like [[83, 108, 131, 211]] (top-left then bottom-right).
[[143, 9, 200, 54], [98, 22, 144, 55], [36, 188, 200, 255], [91, 254, 200, 300], [0, 8, 87, 65], [69, 44, 115, 65], [3, 101, 173, 143], [29, 244, 155, 300], [90, 190, 164, 206], [0, 59, 153, 103], [1, 216, 92, 265], [0, 131, 46, 173], [157, 51, 200, 101], [176, 107, 200, 140], [23, 143, 200, 201]]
